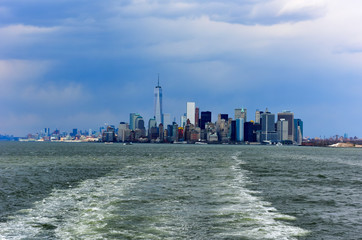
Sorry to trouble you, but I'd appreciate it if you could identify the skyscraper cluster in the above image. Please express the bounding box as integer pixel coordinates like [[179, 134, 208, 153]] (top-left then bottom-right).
[[20, 79, 306, 144], [115, 80, 304, 145]]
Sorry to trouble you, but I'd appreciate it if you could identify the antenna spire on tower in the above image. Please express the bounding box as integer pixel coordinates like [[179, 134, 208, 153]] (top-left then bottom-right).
[[158, 73, 160, 87]]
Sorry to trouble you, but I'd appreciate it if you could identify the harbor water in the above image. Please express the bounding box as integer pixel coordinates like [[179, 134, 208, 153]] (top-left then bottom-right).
[[0, 142, 361, 239]]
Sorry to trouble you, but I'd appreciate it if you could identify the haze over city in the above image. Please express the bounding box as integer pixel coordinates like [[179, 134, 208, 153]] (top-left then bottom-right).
[[1, 0, 362, 138]]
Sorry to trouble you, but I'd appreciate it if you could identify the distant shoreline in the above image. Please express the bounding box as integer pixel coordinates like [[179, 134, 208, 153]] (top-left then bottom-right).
[[329, 142, 362, 148]]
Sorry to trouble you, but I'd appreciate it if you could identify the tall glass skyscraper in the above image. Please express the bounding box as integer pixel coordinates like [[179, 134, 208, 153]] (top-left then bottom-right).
[[236, 118, 244, 142], [277, 111, 294, 141], [261, 112, 275, 133], [154, 78, 163, 125], [129, 113, 140, 130], [200, 111, 212, 129]]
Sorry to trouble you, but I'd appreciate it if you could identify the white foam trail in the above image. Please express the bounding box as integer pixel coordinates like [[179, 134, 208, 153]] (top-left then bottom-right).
[[0, 175, 136, 239], [217, 152, 309, 239]]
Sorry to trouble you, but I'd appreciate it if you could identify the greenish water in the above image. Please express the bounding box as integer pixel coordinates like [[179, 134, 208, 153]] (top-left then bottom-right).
[[0, 142, 361, 239]]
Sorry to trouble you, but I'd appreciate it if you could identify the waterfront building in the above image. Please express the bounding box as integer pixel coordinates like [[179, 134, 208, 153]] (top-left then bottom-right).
[[172, 123, 179, 142], [154, 77, 163, 125], [148, 117, 157, 129], [184, 124, 192, 142], [205, 122, 218, 142], [208, 133, 218, 142], [261, 110, 275, 133], [183, 119, 198, 142], [186, 102, 196, 125], [236, 118, 244, 142], [148, 117, 158, 140], [217, 115, 230, 143], [129, 113, 141, 130], [128, 130, 135, 142], [135, 116, 144, 129], [167, 124, 173, 138], [178, 127, 184, 141], [200, 111, 211, 130], [117, 122, 129, 142], [124, 129, 132, 142], [200, 129, 207, 140], [163, 129, 169, 143], [260, 109, 276, 142], [260, 131, 278, 143], [277, 119, 288, 142], [135, 116, 146, 137], [134, 129, 144, 141], [190, 127, 201, 142], [129, 113, 135, 130], [252, 123, 261, 142], [277, 111, 294, 141], [294, 119, 303, 145], [244, 122, 254, 142], [102, 125, 115, 142]]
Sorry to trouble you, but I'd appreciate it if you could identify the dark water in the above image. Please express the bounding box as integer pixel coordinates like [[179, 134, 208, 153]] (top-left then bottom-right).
[[0, 142, 361, 239]]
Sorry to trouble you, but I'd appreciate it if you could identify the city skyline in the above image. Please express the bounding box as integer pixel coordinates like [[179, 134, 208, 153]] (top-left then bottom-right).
[[0, 75, 357, 139], [1, 1, 362, 138]]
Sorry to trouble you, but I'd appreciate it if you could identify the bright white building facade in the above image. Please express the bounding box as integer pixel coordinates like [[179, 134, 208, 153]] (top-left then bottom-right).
[[186, 102, 196, 125]]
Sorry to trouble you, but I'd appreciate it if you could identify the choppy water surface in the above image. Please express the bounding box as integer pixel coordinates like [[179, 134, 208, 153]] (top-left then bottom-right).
[[0, 142, 361, 239]]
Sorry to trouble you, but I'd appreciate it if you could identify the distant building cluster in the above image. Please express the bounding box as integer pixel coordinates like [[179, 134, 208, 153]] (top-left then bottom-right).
[[0, 134, 19, 141], [18, 81, 308, 144], [112, 81, 305, 145], [114, 108, 304, 145], [21, 128, 100, 142]]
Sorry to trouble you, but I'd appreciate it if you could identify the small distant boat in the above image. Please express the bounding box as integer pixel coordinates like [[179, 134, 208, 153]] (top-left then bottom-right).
[[276, 142, 283, 146], [123, 142, 132, 145], [262, 140, 272, 145], [104, 142, 114, 144], [195, 142, 208, 145]]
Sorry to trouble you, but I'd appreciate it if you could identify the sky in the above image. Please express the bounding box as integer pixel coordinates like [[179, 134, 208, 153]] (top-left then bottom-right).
[[1, 0, 362, 138]]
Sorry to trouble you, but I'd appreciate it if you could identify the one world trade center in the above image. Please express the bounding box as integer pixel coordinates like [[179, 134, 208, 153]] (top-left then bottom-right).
[[154, 76, 163, 125]]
